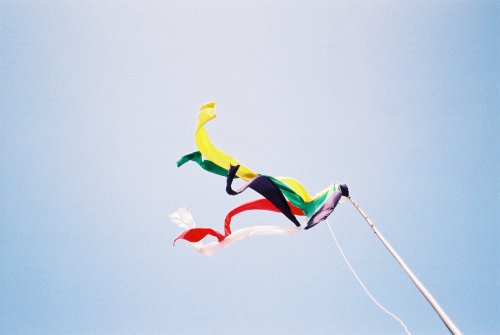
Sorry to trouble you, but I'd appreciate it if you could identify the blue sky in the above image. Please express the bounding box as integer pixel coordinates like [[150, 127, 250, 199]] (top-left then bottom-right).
[[1, 1, 498, 334]]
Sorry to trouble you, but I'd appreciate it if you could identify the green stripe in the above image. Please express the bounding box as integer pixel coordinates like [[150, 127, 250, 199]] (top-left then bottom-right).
[[177, 151, 335, 217], [266, 176, 332, 217], [177, 151, 232, 177]]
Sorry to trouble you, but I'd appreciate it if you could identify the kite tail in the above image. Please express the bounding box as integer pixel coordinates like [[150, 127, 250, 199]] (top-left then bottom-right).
[[172, 199, 305, 247], [223, 198, 304, 235], [304, 190, 343, 229], [176, 151, 230, 177], [178, 102, 321, 202], [173, 228, 226, 245], [194, 102, 257, 180], [226, 165, 302, 227]]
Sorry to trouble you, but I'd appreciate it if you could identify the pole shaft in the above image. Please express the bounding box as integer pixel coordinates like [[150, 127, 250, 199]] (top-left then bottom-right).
[[348, 196, 463, 335]]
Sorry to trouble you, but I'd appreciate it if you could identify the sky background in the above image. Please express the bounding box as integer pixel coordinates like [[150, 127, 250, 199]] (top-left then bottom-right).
[[1, 1, 498, 334]]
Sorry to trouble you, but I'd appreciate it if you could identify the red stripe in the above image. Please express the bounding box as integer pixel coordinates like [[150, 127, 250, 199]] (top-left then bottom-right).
[[173, 228, 226, 245], [173, 199, 305, 245], [224, 199, 304, 235]]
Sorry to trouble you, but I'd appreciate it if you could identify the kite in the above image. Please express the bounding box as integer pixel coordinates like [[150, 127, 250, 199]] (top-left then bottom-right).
[[170, 102, 464, 335], [171, 102, 349, 255]]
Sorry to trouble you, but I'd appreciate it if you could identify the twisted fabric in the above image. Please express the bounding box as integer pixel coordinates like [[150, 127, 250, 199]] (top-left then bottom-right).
[[173, 102, 347, 250]]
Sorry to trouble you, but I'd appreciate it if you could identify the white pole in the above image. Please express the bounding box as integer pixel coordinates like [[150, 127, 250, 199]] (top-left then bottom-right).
[[348, 196, 463, 335]]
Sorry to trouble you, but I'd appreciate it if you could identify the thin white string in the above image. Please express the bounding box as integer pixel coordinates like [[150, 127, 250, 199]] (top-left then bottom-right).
[[326, 221, 412, 335]]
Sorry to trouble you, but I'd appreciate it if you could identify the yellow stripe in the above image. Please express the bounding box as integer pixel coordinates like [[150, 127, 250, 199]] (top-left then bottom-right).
[[195, 102, 257, 181], [275, 177, 314, 202], [195, 102, 318, 202]]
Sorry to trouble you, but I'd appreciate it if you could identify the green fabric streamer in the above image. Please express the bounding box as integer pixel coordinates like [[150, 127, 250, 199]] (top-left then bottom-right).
[[266, 176, 332, 217], [177, 151, 336, 217], [177, 151, 233, 178]]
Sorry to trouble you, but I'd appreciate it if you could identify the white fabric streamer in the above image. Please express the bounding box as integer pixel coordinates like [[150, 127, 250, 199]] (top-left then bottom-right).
[[170, 208, 302, 256], [326, 221, 412, 335], [193, 225, 302, 256], [169, 208, 196, 230]]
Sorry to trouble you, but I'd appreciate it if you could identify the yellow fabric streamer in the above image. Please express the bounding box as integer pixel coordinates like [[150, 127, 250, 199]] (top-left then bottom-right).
[[194, 102, 317, 202], [195, 102, 257, 181], [275, 177, 314, 202], [275, 177, 334, 204]]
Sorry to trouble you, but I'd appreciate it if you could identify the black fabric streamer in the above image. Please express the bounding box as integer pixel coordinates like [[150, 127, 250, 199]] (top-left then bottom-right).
[[226, 165, 301, 227]]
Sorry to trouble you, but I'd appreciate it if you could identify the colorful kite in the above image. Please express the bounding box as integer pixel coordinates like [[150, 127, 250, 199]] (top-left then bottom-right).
[[170, 102, 464, 335], [171, 102, 349, 255]]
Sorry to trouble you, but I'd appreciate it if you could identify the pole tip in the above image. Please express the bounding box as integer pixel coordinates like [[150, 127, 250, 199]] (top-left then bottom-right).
[[339, 184, 349, 197]]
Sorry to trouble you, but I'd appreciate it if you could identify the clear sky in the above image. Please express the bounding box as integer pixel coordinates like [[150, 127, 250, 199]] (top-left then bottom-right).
[[1, 1, 498, 334]]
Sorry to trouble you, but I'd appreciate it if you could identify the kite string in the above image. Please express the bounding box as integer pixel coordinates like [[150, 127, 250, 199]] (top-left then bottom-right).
[[326, 221, 412, 335]]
